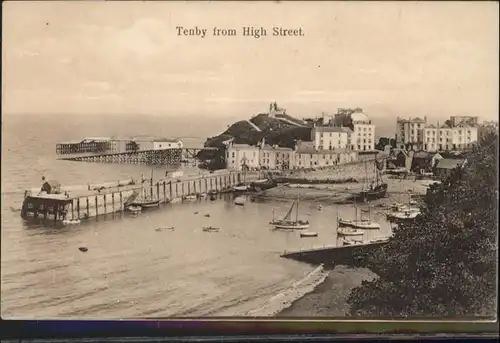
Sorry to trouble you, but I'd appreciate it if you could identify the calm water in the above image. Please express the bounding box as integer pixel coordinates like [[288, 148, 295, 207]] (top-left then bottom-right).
[[1, 114, 392, 319]]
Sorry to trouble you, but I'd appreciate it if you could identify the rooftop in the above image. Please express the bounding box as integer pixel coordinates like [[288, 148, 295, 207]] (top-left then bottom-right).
[[350, 112, 370, 122], [313, 126, 353, 133], [153, 138, 181, 143], [397, 117, 426, 123], [261, 144, 293, 152], [296, 148, 352, 155], [436, 158, 466, 170]]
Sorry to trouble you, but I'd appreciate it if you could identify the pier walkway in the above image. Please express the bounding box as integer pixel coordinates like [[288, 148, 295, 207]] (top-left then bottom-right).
[[58, 147, 218, 165], [22, 170, 263, 222], [281, 240, 389, 266]]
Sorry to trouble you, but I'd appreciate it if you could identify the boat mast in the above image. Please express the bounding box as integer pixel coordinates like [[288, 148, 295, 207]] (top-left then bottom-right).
[[364, 160, 367, 189], [141, 172, 145, 198], [150, 168, 154, 199], [295, 193, 299, 223]]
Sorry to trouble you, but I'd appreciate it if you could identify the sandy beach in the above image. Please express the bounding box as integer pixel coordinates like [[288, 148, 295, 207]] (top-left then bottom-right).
[[277, 266, 377, 317], [257, 176, 434, 206]]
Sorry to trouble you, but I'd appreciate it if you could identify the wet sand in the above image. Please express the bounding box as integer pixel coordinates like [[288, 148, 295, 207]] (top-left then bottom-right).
[[257, 177, 432, 207], [277, 266, 377, 317]]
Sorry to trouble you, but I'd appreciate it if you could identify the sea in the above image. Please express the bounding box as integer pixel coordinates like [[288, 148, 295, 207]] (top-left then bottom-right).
[[1, 113, 392, 319]]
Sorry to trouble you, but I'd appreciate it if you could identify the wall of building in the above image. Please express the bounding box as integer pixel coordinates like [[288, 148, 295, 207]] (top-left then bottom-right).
[[226, 145, 261, 171], [396, 120, 425, 147], [285, 158, 384, 183], [436, 127, 477, 151], [352, 124, 375, 151], [294, 151, 358, 169], [312, 129, 350, 150], [153, 141, 182, 150]]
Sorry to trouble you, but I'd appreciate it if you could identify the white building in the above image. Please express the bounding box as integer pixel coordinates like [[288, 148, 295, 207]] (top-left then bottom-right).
[[333, 108, 375, 151], [226, 143, 261, 171], [423, 123, 478, 151], [311, 126, 352, 151], [422, 125, 439, 152], [396, 117, 427, 149], [152, 139, 183, 150], [259, 142, 295, 170], [293, 141, 357, 169]]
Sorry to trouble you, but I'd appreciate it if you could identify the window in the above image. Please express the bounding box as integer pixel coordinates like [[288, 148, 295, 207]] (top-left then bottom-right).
[[232, 152, 235, 158]]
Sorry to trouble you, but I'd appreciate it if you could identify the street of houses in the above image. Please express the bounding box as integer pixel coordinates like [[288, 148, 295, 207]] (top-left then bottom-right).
[[225, 108, 497, 176]]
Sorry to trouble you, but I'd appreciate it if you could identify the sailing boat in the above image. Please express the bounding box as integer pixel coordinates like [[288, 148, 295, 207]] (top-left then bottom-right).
[[128, 170, 161, 208], [338, 203, 380, 229], [271, 194, 310, 230], [358, 158, 388, 201], [386, 184, 420, 222], [386, 197, 420, 222]]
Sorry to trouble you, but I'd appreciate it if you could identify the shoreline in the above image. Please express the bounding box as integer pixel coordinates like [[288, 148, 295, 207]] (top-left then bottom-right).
[[275, 266, 377, 317]]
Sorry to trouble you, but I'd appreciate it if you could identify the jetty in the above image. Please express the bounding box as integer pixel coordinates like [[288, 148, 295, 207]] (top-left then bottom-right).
[[21, 171, 260, 222], [280, 240, 389, 266], [58, 148, 218, 165]]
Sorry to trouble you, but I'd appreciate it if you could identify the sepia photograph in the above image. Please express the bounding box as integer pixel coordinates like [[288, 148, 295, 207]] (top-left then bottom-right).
[[1, 1, 498, 320]]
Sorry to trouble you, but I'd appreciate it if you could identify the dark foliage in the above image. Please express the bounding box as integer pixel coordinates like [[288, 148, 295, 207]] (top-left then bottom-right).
[[203, 114, 312, 149], [375, 137, 397, 150], [347, 132, 498, 317]]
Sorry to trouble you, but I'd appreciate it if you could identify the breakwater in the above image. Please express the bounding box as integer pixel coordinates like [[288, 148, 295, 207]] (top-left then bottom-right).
[[281, 241, 389, 267], [21, 171, 256, 221]]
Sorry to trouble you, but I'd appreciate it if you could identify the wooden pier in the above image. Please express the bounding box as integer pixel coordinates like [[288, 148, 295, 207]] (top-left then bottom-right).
[[21, 171, 258, 222], [58, 148, 218, 165]]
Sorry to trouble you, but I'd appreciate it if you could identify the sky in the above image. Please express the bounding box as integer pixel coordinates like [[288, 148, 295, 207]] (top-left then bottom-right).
[[2, 1, 499, 133]]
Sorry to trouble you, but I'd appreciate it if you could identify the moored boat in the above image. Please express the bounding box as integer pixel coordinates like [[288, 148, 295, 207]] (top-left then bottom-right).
[[127, 205, 142, 212], [62, 219, 81, 225], [272, 194, 310, 230], [338, 219, 381, 230], [184, 194, 197, 200], [386, 210, 420, 221], [233, 184, 249, 192], [358, 159, 387, 201], [202, 226, 220, 232], [128, 170, 161, 208], [234, 196, 245, 206], [300, 231, 318, 237], [338, 203, 380, 229], [337, 227, 364, 236]]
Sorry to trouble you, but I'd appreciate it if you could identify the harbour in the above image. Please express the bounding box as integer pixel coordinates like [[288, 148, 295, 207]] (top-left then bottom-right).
[[2, 114, 423, 319], [3, 0, 497, 323]]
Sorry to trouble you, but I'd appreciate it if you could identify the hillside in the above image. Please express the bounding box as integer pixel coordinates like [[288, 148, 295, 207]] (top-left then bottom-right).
[[203, 112, 313, 149]]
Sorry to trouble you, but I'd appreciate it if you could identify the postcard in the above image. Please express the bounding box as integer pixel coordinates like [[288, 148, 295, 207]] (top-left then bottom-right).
[[1, 1, 498, 321]]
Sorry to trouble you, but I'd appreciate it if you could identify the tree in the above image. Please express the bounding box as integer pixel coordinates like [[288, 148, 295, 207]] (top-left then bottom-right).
[[347, 132, 498, 317]]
